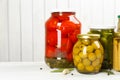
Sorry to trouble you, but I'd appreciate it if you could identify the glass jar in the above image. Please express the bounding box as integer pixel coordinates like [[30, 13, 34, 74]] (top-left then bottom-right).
[[73, 34, 104, 74], [45, 11, 81, 68], [113, 32, 120, 71], [89, 27, 114, 69], [117, 15, 120, 32]]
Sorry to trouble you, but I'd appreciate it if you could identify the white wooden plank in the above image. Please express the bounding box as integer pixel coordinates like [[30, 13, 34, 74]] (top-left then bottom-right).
[[33, 0, 45, 62], [115, 0, 120, 31], [44, 0, 57, 21], [0, 0, 9, 61], [57, 0, 69, 9], [115, 0, 120, 15], [90, 0, 104, 27], [20, 0, 33, 61], [8, 0, 21, 61], [103, 0, 115, 27], [80, 0, 93, 33], [69, 0, 81, 18]]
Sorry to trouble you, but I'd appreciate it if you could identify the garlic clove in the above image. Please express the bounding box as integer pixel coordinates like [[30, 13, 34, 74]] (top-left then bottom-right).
[[62, 69, 70, 75]]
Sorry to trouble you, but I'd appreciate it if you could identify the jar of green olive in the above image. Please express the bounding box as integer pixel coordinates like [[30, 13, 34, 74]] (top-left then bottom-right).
[[73, 34, 104, 74]]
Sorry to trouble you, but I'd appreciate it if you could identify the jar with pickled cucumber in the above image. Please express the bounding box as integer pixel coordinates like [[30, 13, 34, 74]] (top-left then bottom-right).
[[89, 27, 114, 69], [73, 34, 104, 74]]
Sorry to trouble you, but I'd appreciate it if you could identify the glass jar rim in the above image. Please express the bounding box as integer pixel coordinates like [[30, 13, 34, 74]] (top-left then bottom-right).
[[77, 34, 100, 39], [51, 12, 75, 15], [51, 8, 75, 12], [51, 9, 75, 14]]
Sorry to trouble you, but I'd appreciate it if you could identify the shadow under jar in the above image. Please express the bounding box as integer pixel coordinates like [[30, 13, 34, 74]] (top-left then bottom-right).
[[45, 11, 81, 68], [73, 34, 104, 74]]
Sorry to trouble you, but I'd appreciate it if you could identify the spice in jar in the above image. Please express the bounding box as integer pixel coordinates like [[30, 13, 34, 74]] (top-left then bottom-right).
[[73, 34, 104, 74], [45, 11, 81, 68]]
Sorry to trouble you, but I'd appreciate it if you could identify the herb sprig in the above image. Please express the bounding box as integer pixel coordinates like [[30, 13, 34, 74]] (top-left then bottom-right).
[[100, 69, 114, 75]]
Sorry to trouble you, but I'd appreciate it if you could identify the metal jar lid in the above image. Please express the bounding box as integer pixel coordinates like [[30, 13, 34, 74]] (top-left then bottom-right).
[[77, 34, 100, 39]]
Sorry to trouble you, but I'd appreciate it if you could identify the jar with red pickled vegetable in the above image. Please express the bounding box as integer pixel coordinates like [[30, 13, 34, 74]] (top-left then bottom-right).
[[45, 11, 81, 68]]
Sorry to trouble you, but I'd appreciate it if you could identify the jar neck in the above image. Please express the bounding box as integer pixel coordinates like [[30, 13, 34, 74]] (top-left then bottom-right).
[[118, 18, 120, 22], [117, 18, 120, 32], [51, 12, 75, 17]]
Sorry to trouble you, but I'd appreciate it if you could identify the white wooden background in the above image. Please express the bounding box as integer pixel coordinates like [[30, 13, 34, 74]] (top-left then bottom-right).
[[0, 0, 120, 62]]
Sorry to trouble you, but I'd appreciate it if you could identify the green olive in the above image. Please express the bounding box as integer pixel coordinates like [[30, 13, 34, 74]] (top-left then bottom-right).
[[92, 41, 100, 49], [73, 47, 80, 55], [83, 58, 91, 66], [74, 60, 78, 66], [86, 65, 94, 72], [88, 53, 96, 61], [82, 39, 91, 45], [74, 40, 81, 47], [73, 41, 81, 55], [92, 59, 100, 67], [77, 63, 85, 71], [87, 45, 94, 53], [74, 55, 81, 63], [79, 52, 87, 59], [95, 49, 102, 58]]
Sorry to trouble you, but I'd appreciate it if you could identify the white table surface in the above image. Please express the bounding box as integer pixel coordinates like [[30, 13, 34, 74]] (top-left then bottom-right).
[[0, 62, 120, 80]]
